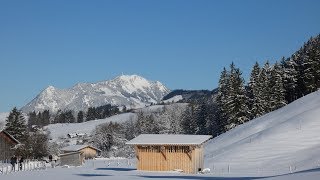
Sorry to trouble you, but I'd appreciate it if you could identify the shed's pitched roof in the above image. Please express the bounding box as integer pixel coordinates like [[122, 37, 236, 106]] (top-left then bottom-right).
[[59, 151, 83, 157], [0, 131, 20, 144], [61, 145, 101, 152], [126, 134, 212, 145]]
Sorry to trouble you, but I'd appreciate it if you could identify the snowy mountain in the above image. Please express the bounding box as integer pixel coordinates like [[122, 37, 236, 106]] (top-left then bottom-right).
[[204, 90, 320, 176], [21, 75, 170, 113]]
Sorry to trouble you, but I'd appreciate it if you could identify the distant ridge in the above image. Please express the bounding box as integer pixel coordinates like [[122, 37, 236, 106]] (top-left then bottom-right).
[[21, 75, 170, 113]]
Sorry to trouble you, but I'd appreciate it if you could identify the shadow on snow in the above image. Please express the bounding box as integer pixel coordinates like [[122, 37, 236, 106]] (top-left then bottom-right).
[[136, 175, 267, 180], [76, 174, 112, 177], [96, 167, 136, 171]]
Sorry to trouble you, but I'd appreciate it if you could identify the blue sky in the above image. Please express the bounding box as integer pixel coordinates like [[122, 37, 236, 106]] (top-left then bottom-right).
[[0, 0, 320, 112]]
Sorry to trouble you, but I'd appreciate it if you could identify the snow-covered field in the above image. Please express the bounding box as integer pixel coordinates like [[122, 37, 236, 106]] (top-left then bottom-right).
[[46, 113, 137, 140], [2, 159, 320, 180], [205, 90, 320, 177], [162, 95, 183, 103]]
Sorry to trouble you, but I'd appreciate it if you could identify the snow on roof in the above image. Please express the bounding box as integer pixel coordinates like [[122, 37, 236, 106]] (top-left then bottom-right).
[[126, 134, 212, 145], [61, 145, 101, 152], [59, 151, 83, 157]]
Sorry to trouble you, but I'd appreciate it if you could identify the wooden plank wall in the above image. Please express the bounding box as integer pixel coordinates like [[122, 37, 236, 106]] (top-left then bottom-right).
[[0, 133, 16, 161], [135, 145, 204, 174], [81, 147, 97, 159]]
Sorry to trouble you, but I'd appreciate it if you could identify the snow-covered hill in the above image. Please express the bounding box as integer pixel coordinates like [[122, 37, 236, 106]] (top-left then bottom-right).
[[21, 75, 170, 113], [46, 113, 137, 140], [46, 103, 188, 141], [205, 90, 320, 176]]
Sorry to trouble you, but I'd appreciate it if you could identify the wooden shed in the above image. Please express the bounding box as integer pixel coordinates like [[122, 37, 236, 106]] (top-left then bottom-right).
[[59, 151, 84, 166], [0, 131, 20, 161], [61, 145, 101, 159], [126, 134, 212, 174]]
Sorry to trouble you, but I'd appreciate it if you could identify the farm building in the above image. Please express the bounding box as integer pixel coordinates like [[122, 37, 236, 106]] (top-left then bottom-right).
[[61, 145, 101, 159], [0, 131, 20, 161], [59, 151, 84, 166], [126, 134, 212, 174]]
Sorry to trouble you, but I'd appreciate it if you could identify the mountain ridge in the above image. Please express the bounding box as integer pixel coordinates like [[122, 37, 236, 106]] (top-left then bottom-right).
[[21, 75, 170, 113]]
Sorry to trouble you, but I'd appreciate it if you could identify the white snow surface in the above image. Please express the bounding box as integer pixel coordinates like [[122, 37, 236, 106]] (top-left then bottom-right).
[[126, 134, 212, 145], [61, 145, 100, 152], [21, 75, 170, 113], [162, 95, 183, 103], [133, 103, 188, 114], [2, 158, 320, 180], [205, 90, 320, 176], [46, 113, 136, 140], [0, 112, 8, 130]]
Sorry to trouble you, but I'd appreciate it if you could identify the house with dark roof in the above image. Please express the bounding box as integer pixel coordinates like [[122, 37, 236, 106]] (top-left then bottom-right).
[[61, 145, 101, 159], [0, 131, 20, 161], [126, 134, 212, 174]]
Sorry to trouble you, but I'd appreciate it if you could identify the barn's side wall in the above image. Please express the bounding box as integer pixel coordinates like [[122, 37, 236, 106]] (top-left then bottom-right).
[[136, 145, 204, 174], [0, 133, 17, 161], [60, 153, 84, 166], [80, 147, 97, 159]]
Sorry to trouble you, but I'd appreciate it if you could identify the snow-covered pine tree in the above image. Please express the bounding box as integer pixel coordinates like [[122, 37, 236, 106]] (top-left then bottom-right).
[[225, 63, 249, 128], [269, 62, 287, 111], [181, 103, 197, 134], [281, 57, 298, 103], [194, 102, 208, 135], [248, 62, 264, 119], [258, 61, 272, 114], [216, 67, 230, 125], [27, 111, 37, 129], [5, 107, 28, 142], [302, 37, 320, 94], [64, 110, 75, 123], [77, 110, 84, 123], [42, 110, 50, 126]]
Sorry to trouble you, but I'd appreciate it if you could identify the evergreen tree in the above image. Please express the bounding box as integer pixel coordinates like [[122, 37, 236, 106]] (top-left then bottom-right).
[[86, 107, 96, 121], [27, 111, 37, 129], [77, 111, 84, 123], [281, 57, 298, 103], [42, 110, 50, 126], [248, 62, 263, 119], [269, 62, 287, 111], [5, 107, 28, 142], [181, 104, 197, 134], [259, 61, 272, 114], [64, 110, 75, 123], [301, 37, 320, 94], [225, 63, 249, 129], [194, 102, 208, 135], [216, 67, 230, 125]]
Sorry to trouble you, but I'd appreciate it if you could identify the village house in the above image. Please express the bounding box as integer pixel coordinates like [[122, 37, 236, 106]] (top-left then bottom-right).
[[126, 134, 212, 174], [59, 151, 84, 166], [61, 145, 101, 159], [0, 131, 20, 161]]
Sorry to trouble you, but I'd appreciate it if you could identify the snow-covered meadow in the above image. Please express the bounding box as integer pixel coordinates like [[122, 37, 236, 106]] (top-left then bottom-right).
[[2, 158, 320, 180]]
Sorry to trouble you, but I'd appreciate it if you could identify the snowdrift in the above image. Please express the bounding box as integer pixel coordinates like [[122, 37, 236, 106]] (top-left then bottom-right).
[[205, 90, 320, 175]]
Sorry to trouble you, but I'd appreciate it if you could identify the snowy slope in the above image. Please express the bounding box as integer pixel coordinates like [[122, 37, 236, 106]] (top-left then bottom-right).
[[162, 95, 183, 103], [205, 90, 320, 176], [0, 112, 8, 123], [0, 112, 8, 130], [21, 75, 170, 113], [46, 113, 137, 140], [46, 103, 188, 140]]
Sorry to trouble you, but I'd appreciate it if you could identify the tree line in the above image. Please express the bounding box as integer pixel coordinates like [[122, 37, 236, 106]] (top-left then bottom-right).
[[27, 104, 121, 127], [215, 34, 320, 132]]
